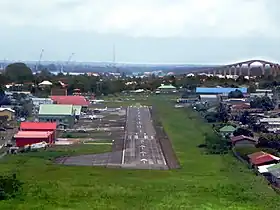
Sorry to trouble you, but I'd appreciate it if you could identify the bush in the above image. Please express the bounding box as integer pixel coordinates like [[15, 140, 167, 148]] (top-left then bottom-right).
[[205, 133, 230, 154], [0, 173, 23, 200]]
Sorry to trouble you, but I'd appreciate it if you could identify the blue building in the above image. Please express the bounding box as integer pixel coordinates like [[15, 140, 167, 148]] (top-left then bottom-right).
[[195, 87, 247, 94]]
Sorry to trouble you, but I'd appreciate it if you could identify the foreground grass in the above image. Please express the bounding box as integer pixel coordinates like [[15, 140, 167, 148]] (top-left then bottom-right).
[[0, 99, 279, 209]]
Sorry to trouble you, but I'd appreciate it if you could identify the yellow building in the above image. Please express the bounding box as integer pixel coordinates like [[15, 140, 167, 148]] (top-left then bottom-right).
[[0, 108, 15, 121]]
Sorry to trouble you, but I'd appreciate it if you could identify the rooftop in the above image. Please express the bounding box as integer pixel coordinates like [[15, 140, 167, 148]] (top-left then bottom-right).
[[50, 96, 89, 106], [196, 87, 248, 94], [231, 135, 258, 143], [219, 125, 236, 132], [248, 152, 280, 166], [39, 104, 74, 116], [14, 131, 53, 138], [0, 108, 15, 113], [158, 84, 176, 89], [20, 122, 57, 130]]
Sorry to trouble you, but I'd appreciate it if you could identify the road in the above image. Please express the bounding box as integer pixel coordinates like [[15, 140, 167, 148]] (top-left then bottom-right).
[[122, 105, 167, 169]]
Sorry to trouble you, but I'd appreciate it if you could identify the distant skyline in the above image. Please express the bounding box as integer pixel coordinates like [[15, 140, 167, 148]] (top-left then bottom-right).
[[0, 0, 280, 64]]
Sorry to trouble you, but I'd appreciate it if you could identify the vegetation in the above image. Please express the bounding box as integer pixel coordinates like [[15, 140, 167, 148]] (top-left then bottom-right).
[[0, 173, 23, 200], [0, 98, 280, 209], [250, 96, 275, 111], [228, 89, 244, 98]]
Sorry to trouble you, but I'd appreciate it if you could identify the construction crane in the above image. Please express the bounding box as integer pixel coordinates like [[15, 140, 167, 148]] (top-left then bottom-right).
[[35, 49, 44, 72], [60, 53, 75, 73]]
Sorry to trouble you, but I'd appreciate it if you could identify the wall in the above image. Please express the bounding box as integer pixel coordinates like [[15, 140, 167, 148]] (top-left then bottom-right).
[[38, 115, 74, 128], [16, 137, 49, 147]]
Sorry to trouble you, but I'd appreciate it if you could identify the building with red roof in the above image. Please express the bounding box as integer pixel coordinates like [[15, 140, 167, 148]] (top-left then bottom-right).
[[248, 151, 280, 166], [50, 96, 90, 106], [230, 135, 258, 147], [14, 131, 54, 147], [20, 122, 57, 143]]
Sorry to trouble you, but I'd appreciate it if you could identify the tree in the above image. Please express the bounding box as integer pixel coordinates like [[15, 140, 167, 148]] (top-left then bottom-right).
[[5, 63, 33, 83], [233, 128, 253, 137], [228, 89, 244, 98], [250, 96, 274, 111]]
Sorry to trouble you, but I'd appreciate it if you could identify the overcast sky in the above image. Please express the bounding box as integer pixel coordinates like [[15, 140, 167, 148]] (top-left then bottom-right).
[[0, 0, 279, 64]]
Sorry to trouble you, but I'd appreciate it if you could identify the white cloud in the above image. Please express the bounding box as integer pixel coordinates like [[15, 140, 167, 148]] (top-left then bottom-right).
[[0, 0, 278, 38]]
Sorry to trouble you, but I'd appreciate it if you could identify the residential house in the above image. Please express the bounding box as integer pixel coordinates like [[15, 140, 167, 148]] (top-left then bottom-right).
[[219, 125, 236, 137], [157, 84, 177, 93], [266, 164, 280, 187], [248, 151, 280, 167], [230, 135, 258, 147], [31, 97, 53, 106], [258, 118, 280, 133], [38, 104, 75, 128], [0, 108, 15, 121], [199, 95, 220, 104]]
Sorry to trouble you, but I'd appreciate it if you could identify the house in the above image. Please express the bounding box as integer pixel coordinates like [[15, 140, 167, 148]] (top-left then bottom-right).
[[20, 122, 57, 143], [195, 87, 248, 95], [0, 108, 15, 121], [199, 95, 220, 104], [14, 131, 53, 147], [219, 125, 236, 137], [230, 135, 258, 147], [38, 104, 75, 128], [31, 97, 53, 106], [248, 151, 280, 166], [266, 164, 280, 187], [50, 96, 90, 107], [258, 118, 280, 132], [157, 84, 177, 93]]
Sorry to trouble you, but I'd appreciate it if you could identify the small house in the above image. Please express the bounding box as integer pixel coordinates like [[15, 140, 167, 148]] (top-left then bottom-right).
[[266, 164, 280, 187], [157, 84, 177, 93], [219, 125, 236, 137], [248, 151, 280, 167], [230, 135, 258, 147], [0, 108, 15, 121]]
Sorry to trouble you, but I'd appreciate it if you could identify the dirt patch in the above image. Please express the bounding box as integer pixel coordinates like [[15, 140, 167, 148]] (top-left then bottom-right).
[[150, 106, 180, 169]]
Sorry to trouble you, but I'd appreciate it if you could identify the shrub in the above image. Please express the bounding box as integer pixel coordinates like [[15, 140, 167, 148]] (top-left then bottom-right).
[[205, 133, 230, 154], [0, 173, 23, 200]]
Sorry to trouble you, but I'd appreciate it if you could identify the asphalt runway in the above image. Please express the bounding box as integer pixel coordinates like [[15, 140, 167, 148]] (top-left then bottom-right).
[[122, 106, 167, 170], [56, 106, 168, 170]]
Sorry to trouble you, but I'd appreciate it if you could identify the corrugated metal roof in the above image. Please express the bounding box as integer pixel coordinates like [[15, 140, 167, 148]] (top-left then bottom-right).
[[258, 164, 276, 173], [267, 163, 280, 171], [20, 122, 57, 130], [39, 104, 74, 115], [14, 131, 52, 138], [0, 108, 15, 113], [196, 87, 247, 94], [199, 95, 218, 99], [231, 135, 258, 143], [50, 96, 89, 106], [158, 84, 176, 89], [219, 125, 236, 132], [260, 118, 280, 123]]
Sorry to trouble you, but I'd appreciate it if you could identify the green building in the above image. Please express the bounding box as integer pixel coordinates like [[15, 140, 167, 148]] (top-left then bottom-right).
[[38, 104, 75, 128], [219, 125, 236, 137]]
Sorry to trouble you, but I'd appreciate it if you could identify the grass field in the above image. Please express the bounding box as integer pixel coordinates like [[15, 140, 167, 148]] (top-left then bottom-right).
[[0, 98, 280, 209]]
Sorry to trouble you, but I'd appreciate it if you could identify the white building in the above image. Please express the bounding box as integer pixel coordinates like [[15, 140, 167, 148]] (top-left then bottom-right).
[[31, 98, 53, 106]]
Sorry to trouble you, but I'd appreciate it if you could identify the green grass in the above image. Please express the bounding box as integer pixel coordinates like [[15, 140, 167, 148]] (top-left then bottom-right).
[[15, 144, 112, 160], [0, 98, 280, 209]]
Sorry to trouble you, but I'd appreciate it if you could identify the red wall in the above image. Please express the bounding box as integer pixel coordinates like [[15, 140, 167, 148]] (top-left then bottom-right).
[[16, 137, 50, 147]]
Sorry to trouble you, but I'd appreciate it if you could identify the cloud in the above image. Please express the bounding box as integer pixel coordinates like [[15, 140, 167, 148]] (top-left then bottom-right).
[[0, 0, 279, 38]]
